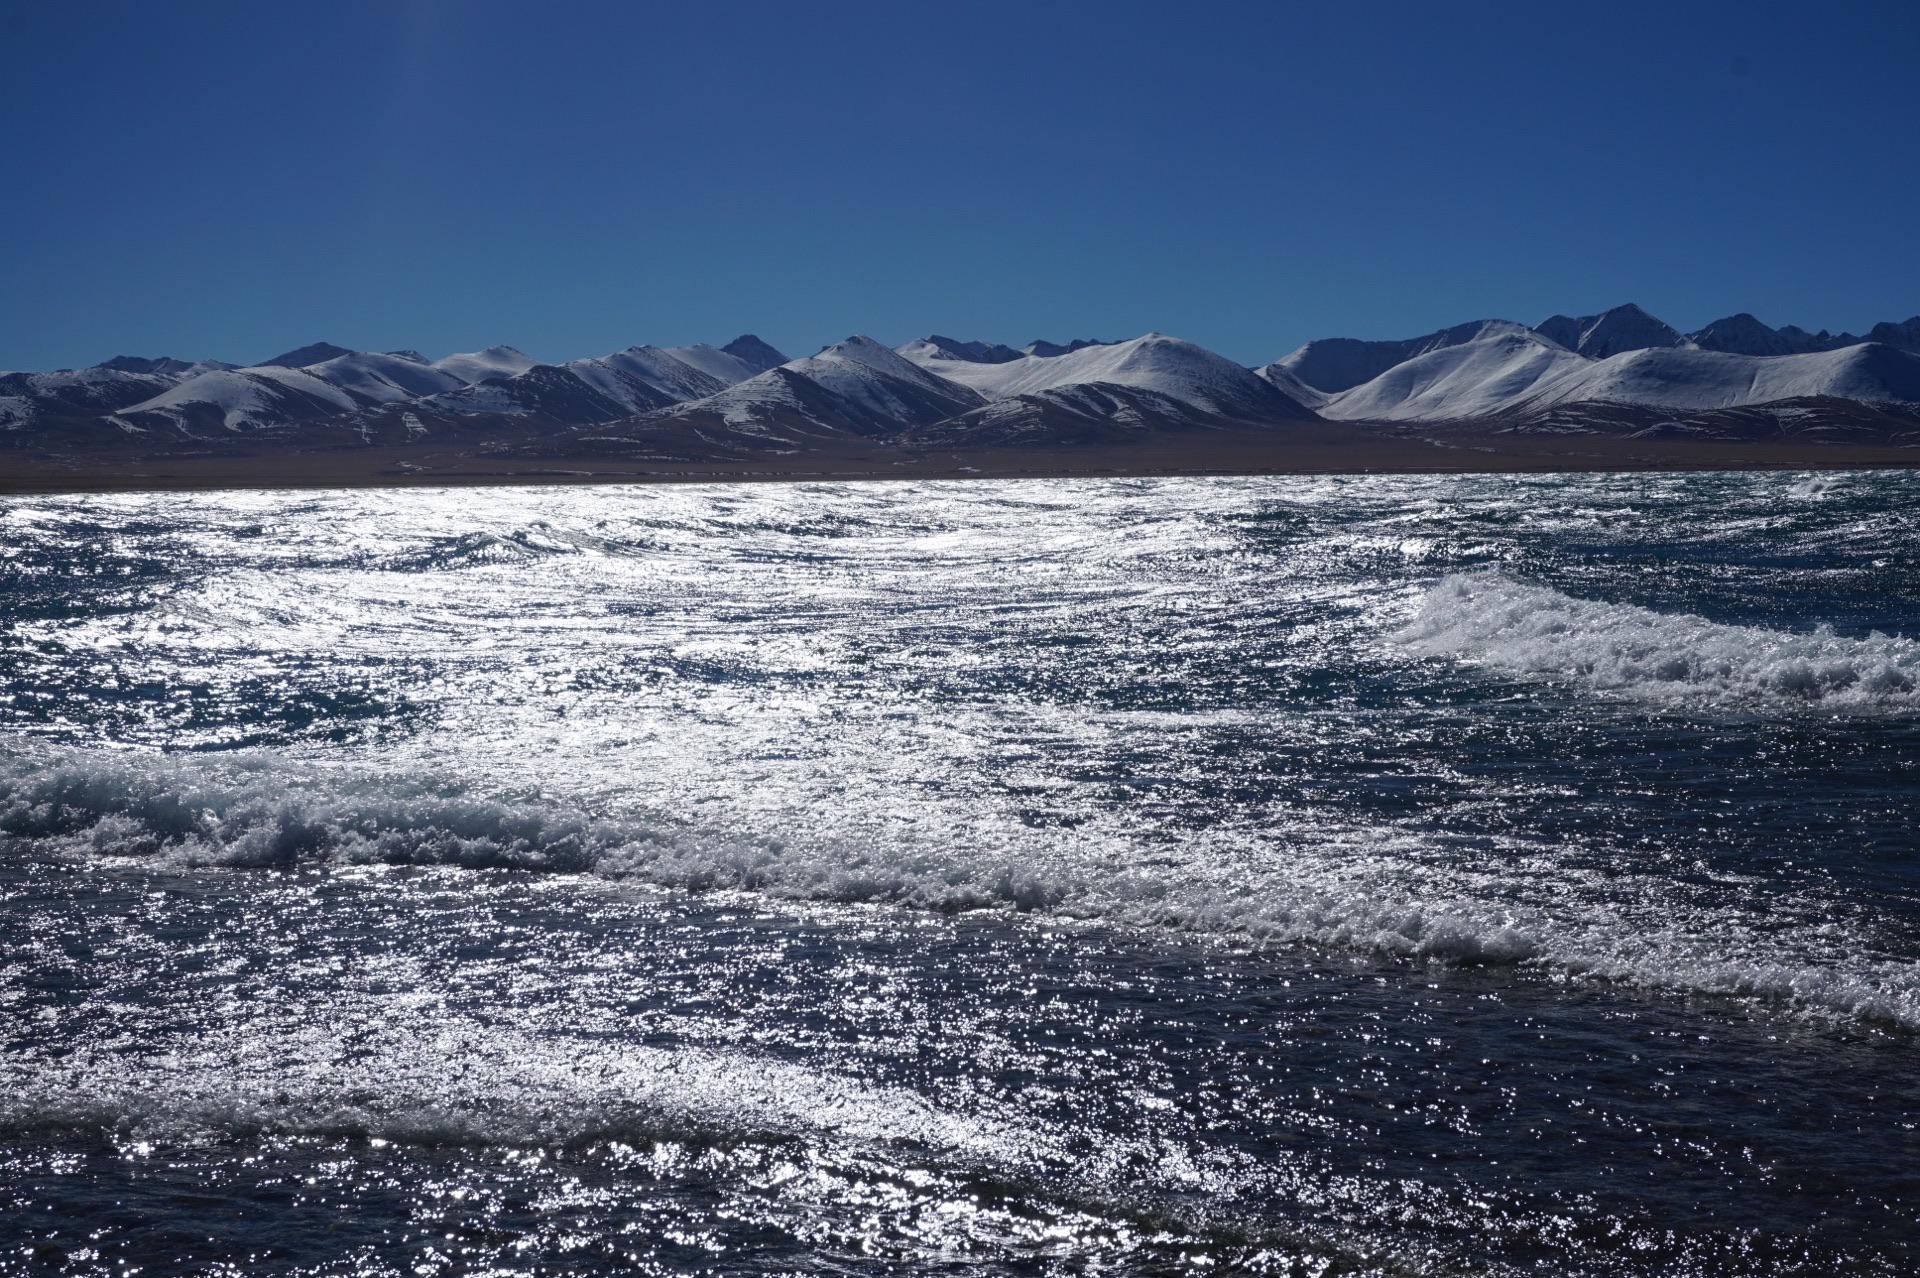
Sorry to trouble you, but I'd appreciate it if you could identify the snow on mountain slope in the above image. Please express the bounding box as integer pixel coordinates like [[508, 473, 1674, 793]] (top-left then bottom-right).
[[117, 365, 365, 429], [570, 346, 729, 408], [431, 346, 540, 385], [1251, 362, 1332, 411], [1551, 342, 1920, 411], [119, 346, 532, 426], [305, 351, 466, 402], [1266, 320, 1508, 394], [660, 343, 770, 386], [1318, 323, 1592, 421], [896, 335, 1025, 365], [918, 382, 1270, 449], [419, 345, 731, 422], [0, 365, 183, 425], [421, 364, 642, 423], [899, 333, 1313, 420], [1322, 323, 1920, 421], [1533, 304, 1687, 358], [96, 356, 229, 377], [768, 335, 984, 427], [631, 336, 986, 439], [1024, 338, 1113, 358], [1686, 313, 1814, 356]]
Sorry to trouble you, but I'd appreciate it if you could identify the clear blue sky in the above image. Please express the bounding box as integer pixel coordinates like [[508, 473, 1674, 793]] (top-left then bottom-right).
[[3, 0, 1917, 369]]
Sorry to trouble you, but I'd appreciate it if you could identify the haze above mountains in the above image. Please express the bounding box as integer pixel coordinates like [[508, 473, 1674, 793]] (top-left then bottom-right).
[[5, 304, 1919, 464]]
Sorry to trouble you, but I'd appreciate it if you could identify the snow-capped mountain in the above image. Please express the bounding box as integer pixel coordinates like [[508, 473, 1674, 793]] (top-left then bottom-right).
[[1540, 342, 1920, 412], [1684, 314, 1920, 357], [612, 336, 987, 443], [8, 306, 1920, 463], [1263, 320, 1511, 395], [115, 365, 369, 431], [419, 337, 791, 425], [1260, 303, 1920, 425], [718, 334, 799, 374], [898, 335, 1025, 365], [302, 350, 469, 402], [1534, 304, 1687, 359], [109, 343, 520, 431], [1, 365, 181, 426], [656, 343, 770, 385], [1276, 306, 1920, 397], [1687, 313, 1817, 357], [1312, 323, 1589, 421], [95, 336, 791, 434], [1024, 338, 1113, 358], [900, 332, 1319, 429], [430, 345, 540, 385], [97, 356, 231, 377], [1312, 321, 1920, 422]]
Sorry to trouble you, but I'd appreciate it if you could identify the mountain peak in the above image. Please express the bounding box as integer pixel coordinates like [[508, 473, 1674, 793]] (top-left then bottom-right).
[[899, 335, 1024, 364], [818, 334, 890, 355], [808, 335, 945, 384], [1686, 313, 1808, 356], [256, 341, 355, 369], [720, 334, 788, 373], [1272, 319, 1531, 393], [96, 355, 196, 375], [1534, 305, 1685, 359], [1024, 338, 1113, 359]]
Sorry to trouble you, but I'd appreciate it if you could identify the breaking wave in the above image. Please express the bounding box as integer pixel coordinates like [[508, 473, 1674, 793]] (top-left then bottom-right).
[[0, 1002, 1415, 1274], [1399, 571, 1920, 709], [0, 1010, 1040, 1164], [5, 746, 1918, 1031]]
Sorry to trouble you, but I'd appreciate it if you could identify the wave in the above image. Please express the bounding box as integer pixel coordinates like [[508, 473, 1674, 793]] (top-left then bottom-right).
[[1398, 571, 1920, 709], [0, 1002, 1454, 1274], [5, 745, 1918, 1032], [0, 1009, 1037, 1164]]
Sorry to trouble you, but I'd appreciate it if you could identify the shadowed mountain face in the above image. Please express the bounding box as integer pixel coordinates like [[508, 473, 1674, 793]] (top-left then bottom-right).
[[1270, 321, 1510, 395], [255, 342, 356, 369], [1533, 304, 1686, 359], [721, 334, 790, 374], [900, 335, 1025, 365], [97, 355, 209, 376], [1025, 338, 1114, 358], [1688, 313, 1812, 356]]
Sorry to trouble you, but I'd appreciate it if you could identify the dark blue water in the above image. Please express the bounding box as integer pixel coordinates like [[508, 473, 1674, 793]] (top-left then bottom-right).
[[3, 473, 1917, 1275]]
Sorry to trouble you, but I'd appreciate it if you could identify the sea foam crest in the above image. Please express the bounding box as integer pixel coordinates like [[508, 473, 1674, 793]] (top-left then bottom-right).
[[0, 1014, 1040, 1164], [8, 748, 1920, 1030], [1399, 571, 1920, 708]]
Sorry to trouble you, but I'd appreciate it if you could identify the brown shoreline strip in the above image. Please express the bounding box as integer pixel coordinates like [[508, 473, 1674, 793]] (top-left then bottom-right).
[[2, 426, 1915, 497]]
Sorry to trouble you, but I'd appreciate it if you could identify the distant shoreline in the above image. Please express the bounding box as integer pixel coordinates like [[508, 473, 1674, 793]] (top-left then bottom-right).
[[2, 425, 1915, 496]]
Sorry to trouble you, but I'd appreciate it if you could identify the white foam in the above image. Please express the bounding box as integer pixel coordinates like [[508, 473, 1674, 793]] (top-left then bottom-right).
[[6, 479, 1919, 1041], [0, 1001, 1043, 1165], [7, 746, 1919, 1031], [1398, 571, 1920, 709]]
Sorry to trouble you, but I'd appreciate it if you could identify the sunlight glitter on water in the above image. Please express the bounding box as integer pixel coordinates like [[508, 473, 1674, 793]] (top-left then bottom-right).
[[4, 472, 1919, 1274]]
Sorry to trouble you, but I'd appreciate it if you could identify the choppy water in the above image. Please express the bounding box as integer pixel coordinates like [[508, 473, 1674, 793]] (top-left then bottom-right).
[[3, 472, 1918, 1275]]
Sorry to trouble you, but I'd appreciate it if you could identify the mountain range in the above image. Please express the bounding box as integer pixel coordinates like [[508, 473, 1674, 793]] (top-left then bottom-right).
[[5, 303, 1919, 465]]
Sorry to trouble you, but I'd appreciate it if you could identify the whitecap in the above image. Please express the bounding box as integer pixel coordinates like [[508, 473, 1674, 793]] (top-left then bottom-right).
[[1397, 571, 1920, 710]]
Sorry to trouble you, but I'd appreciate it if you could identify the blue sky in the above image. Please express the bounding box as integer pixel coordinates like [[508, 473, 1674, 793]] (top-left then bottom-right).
[[3, 0, 1917, 369]]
